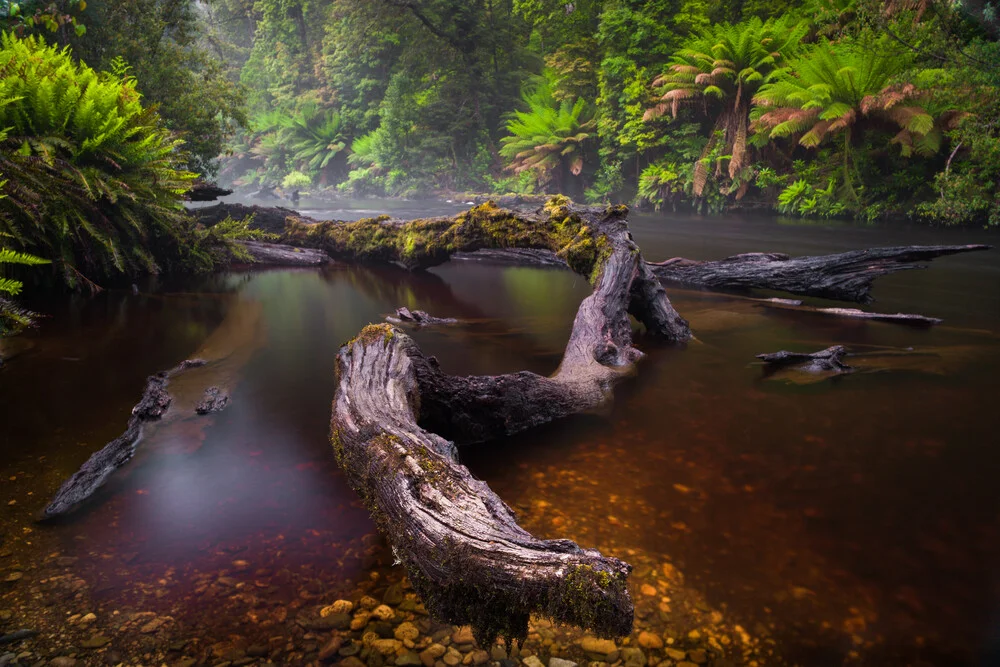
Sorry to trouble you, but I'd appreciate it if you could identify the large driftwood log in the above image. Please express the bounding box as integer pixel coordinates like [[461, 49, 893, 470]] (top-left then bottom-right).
[[237, 240, 329, 267], [648, 246, 990, 303], [42, 360, 206, 519], [331, 203, 690, 647]]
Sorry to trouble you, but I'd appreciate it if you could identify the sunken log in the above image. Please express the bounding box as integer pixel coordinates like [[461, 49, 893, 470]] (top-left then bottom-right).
[[237, 240, 329, 267], [648, 245, 990, 303], [756, 299, 944, 327], [331, 203, 691, 646], [757, 345, 851, 372], [41, 359, 206, 519]]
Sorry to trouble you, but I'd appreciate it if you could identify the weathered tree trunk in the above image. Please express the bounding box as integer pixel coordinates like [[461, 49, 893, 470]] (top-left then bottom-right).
[[331, 202, 690, 647], [193, 202, 302, 235], [756, 299, 945, 326], [648, 246, 990, 303]]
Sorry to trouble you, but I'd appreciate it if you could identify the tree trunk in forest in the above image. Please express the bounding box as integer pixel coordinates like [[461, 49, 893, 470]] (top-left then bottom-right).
[[331, 201, 690, 647]]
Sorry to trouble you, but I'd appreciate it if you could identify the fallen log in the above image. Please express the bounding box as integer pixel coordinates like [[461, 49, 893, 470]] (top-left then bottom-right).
[[648, 246, 990, 303], [332, 202, 690, 647], [237, 240, 329, 267], [41, 359, 206, 519], [193, 202, 301, 235], [386, 307, 458, 326], [199, 200, 990, 304], [185, 180, 233, 202]]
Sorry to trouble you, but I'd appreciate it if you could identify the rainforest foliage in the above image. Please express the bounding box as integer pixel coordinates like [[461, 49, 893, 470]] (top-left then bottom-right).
[[197, 0, 999, 224]]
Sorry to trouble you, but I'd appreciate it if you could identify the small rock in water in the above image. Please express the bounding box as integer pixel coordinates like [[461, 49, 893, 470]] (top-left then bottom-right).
[[48, 658, 76, 667], [578, 637, 616, 657], [640, 584, 657, 596], [522, 657, 544, 667], [372, 604, 395, 621], [664, 648, 687, 661], [397, 652, 423, 666], [80, 634, 111, 649], [451, 627, 474, 646], [322, 600, 354, 617], [637, 631, 663, 650]]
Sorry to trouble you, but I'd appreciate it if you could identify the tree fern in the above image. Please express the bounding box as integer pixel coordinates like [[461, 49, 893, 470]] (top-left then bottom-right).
[[646, 16, 808, 193], [752, 38, 933, 204], [499, 74, 596, 194]]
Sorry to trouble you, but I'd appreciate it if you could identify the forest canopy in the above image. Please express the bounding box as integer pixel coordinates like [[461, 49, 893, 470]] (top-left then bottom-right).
[[1, 0, 999, 224]]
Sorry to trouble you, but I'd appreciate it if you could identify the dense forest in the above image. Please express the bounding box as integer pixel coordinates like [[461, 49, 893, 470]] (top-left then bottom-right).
[[2, 0, 999, 224], [0, 0, 998, 330]]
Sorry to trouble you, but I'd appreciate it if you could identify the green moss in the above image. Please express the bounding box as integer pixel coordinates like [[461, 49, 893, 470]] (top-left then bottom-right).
[[545, 563, 630, 639], [345, 323, 395, 349]]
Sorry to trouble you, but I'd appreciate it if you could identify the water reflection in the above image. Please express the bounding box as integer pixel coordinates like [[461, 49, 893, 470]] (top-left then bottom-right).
[[0, 207, 998, 665]]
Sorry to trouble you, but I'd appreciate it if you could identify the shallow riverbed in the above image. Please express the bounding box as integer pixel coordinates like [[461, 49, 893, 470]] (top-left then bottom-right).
[[1, 200, 998, 666]]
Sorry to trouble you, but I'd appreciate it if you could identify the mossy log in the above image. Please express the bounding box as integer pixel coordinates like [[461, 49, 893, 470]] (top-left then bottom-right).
[[198, 200, 989, 304], [648, 246, 991, 303], [332, 203, 691, 647]]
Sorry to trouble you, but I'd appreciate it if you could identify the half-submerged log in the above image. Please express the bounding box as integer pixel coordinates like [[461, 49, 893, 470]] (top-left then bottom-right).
[[386, 307, 458, 326], [237, 240, 329, 267], [42, 359, 206, 519], [757, 345, 851, 372], [649, 245, 990, 303], [332, 203, 691, 647]]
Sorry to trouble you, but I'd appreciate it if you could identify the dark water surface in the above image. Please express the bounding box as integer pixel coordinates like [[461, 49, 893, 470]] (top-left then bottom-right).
[[1, 202, 998, 665]]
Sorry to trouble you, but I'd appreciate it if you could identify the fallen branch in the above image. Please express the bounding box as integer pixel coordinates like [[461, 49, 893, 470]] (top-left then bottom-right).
[[332, 202, 690, 647], [648, 246, 990, 303], [757, 345, 851, 372], [41, 359, 206, 519], [756, 299, 944, 327]]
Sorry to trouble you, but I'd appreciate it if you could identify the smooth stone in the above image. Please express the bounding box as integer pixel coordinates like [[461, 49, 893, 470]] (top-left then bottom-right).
[[80, 635, 111, 649], [383, 584, 405, 606], [522, 657, 544, 667], [322, 600, 354, 616], [688, 649, 708, 664], [637, 632, 662, 650], [372, 605, 395, 622], [451, 627, 474, 646], [394, 622, 419, 642], [664, 649, 687, 661], [397, 652, 422, 666], [49, 659, 76, 667], [548, 660, 577, 667], [621, 647, 645, 667], [578, 637, 616, 656], [341, 658, 367, 667], [469, 650, 489, 666]]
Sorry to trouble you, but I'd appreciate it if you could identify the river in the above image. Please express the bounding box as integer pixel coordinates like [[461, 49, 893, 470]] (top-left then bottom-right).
[[1, 198, 998, 666]]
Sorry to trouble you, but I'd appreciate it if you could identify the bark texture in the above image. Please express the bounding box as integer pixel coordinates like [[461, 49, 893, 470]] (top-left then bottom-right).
[[193, 202, 301, 234], [331, 203, 691, 647], [386, 307, 458, 326], [756, 300, 944, 326], [42, 360, 206, 519], [186, 181, 233, 202], [649, 246, 990, 303], [237, 240, 329, 267]]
